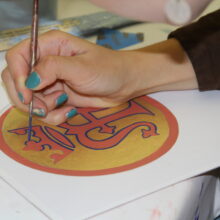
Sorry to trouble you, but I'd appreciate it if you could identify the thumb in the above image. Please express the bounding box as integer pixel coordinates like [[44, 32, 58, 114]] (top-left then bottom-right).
[[25, 55, 82, 91]]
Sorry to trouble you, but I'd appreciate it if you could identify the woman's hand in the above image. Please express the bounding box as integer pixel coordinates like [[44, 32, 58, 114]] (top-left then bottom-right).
[[1, 30, 198, 125], [1, 30, 142, 124]]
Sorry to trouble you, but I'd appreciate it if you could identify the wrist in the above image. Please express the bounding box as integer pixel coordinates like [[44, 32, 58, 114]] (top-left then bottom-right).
[[124, 39, 198, 97]]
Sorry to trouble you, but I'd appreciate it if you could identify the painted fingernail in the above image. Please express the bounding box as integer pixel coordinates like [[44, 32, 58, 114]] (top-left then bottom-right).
[[33, 108, 46, 117], [66, 109, 77, 119], [18, 92, 24, 103], [25, 71, 41, 89], [56, 93, 68, 107]]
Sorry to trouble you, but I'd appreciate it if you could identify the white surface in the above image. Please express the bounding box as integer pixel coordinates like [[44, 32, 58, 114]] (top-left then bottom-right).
[[0, 80, 220, 220], [0, 1, 220, 219], [88, 175, 218, 220], [0, 175, 49, 220]]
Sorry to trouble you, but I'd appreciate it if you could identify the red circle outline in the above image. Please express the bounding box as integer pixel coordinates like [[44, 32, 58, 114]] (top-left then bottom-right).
[[0, 96, 178, 176]]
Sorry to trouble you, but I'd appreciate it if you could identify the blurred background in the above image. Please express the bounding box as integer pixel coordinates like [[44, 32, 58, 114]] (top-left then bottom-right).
[[0, 0, 103, 31]]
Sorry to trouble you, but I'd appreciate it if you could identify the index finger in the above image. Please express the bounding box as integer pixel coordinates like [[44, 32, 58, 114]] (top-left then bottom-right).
[[5, 30, 93, 103], [5, 31, 71, 103]]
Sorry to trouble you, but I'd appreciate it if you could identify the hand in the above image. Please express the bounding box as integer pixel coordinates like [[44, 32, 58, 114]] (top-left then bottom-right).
[[2, 30, 198, 125], [1, 30, 141, 124]]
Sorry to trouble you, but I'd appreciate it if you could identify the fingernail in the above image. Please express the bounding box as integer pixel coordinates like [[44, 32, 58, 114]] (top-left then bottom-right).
[[33, 108, 46, 117], [66, 109, 77, 119], [18, 92, 24, 103], [25, 71, 41, 89], [56, 93, 68, 107]]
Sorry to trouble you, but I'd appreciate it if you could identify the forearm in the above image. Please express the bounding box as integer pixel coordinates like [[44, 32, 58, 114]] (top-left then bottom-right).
[[90, 0, 211, 24], [124, 38, 198, 97]]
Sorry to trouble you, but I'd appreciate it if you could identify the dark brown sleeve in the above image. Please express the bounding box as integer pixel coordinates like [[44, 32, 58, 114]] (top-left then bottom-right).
[[168, 9, 220, 91]]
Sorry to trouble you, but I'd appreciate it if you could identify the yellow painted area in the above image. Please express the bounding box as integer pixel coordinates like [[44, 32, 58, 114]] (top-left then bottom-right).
[[2, 97, 171, 171]]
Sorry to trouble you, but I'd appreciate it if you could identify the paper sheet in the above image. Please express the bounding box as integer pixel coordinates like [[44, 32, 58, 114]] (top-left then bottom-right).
[[0, 90, 220, 219]]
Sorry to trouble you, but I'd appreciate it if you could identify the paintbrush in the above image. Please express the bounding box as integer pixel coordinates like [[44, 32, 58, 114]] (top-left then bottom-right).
[[27, 0, 39, 142]]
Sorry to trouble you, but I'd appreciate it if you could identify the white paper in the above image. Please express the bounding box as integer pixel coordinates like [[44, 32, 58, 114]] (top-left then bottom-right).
[[0, 86, 220, 219]]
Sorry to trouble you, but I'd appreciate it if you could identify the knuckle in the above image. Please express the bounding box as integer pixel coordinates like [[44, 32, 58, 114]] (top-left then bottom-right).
[[35, 55, 61, 85], [46, 30, 63, 37], [44, 30, 72, 42], [52, 118, 63, 125], [1, 68, 8, 82], [41, 56, 57, 71], [59, 38, 72, 49], [42, 116, 63, 126]]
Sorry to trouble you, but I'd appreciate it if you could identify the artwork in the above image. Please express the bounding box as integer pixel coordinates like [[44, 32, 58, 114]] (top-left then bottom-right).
[[0, 96, 178, 176]]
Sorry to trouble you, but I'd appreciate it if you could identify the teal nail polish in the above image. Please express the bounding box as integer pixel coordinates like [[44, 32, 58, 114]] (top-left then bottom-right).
[[25, 71, 41, 89], [56, 93, 68, 107], [66, 109, 77, 119], [33, 108, 46, 117], [18, 92, 24, 103]]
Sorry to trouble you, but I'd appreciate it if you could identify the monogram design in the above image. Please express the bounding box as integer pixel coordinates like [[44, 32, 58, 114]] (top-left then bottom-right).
[[8, 100, 159, 164]]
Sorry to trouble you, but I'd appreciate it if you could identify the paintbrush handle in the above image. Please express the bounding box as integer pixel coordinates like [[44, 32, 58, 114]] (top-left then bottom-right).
[[27, 0, 39, 142], [30, 0, 39, 68]]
